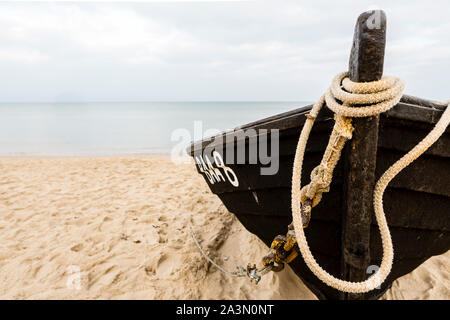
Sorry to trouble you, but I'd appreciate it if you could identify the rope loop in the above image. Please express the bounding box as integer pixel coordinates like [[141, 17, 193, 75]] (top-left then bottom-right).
[[292, 72, 450, 293], [326, 72, 405, 118]]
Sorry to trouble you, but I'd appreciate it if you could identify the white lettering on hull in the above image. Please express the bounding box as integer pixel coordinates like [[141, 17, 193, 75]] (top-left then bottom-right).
[[195, 151, 239, 187]]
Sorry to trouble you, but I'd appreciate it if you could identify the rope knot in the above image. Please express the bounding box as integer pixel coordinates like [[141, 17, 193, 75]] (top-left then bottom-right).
[[290, 70, 413, 293], [300, 165, 329, 207], [334, 114, 354, 140], [292, 70, 449, 294]]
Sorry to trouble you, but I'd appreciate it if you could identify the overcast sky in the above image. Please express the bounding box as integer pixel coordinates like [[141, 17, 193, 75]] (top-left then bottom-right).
[[0, 0, 449, 102]]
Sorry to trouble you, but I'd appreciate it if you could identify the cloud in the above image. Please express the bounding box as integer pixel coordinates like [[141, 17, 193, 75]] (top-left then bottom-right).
[[0, 47, 48, 64], [0, 1, 449, 102]]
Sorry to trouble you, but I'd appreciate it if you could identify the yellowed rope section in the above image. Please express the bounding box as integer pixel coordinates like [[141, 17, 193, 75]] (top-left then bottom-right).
[[291, 72, 450, 293]]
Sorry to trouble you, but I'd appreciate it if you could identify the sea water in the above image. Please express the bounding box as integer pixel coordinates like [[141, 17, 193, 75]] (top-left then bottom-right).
[[0, 101, 310, 156]]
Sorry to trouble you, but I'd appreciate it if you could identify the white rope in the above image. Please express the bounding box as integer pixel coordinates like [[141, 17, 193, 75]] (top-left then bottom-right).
[[291, 72, 450, 293]]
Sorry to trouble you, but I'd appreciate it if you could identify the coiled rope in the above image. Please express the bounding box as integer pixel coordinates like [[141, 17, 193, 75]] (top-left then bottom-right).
[[291, 72, 450, 293]]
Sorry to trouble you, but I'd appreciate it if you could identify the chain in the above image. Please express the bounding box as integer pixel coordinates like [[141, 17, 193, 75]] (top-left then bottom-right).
[[260, 207, 311, 272], [189, 223, 272, 284], [189, 201, 311, 284]]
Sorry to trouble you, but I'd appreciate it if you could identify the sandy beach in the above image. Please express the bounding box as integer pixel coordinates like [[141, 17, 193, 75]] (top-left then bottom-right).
[[0, 156, 448, 300]]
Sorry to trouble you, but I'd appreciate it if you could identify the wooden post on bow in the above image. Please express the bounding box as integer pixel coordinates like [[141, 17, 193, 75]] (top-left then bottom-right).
[[341, 10, 387, 300]]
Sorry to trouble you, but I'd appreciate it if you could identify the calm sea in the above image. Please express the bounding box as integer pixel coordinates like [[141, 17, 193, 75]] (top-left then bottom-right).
[[0, 101, 310, 156]]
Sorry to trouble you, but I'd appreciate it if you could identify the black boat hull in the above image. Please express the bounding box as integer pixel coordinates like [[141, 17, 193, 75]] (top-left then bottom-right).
[[188, 100, 450, 300]]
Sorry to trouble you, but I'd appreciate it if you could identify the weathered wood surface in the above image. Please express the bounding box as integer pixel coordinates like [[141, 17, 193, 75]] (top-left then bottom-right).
[[341, 9, 387, 300], [187, 10, 450, 300], [401, 94, 447, 111], [189, 111, 450, 300], [188, 101, 448, 155]]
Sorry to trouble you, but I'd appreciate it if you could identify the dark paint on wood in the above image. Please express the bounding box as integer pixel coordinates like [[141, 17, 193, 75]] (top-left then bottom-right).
[[188, 102, 448, 156], [342, 10, 387, 300], [187, 11, 449, 300], [401, 94, 447, 111]]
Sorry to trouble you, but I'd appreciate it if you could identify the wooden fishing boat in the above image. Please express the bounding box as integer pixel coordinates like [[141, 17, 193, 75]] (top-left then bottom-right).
[[187, 10, 449, 300]]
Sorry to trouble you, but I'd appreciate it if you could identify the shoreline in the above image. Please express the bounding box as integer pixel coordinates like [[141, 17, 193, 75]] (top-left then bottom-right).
[[0, 153, 174, 160]]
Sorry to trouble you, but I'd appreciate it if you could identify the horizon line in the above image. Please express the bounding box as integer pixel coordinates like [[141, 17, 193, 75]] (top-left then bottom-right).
[[0, 100, 311, 104]]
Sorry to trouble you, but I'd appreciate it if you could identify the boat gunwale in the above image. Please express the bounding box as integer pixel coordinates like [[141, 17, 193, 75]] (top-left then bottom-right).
[[187, 96, 448, 155]]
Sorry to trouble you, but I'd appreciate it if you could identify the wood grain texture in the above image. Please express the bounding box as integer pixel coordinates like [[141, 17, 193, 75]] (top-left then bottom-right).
[[341, 10, 387, 300], [187, 10, 449, 300]]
